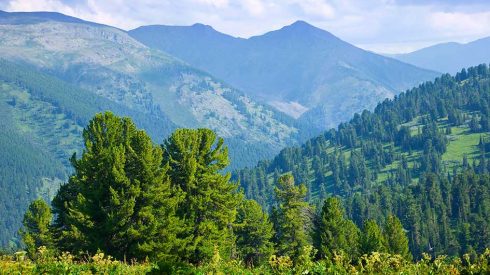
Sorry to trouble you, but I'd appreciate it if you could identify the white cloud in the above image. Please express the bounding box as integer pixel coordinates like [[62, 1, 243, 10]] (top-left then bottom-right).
[[296, 0, 335, 19], [430, 11, 490, 39], [195, 0, 229, 8], [6, 0, 74, 14], [240, 0, 265, 16]]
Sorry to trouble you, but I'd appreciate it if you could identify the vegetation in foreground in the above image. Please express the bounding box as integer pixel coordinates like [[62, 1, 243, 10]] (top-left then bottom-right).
[[1, 247, 490, 274]]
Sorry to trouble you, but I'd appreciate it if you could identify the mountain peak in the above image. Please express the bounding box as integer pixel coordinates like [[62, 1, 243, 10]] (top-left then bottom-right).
[[191, 23, 215, 30], [290, 20, 313, 28], [276, 20, 337, 38]]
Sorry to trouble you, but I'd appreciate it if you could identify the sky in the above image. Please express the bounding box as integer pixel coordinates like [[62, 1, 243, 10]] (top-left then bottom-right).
[[1, 0, 490, 53]]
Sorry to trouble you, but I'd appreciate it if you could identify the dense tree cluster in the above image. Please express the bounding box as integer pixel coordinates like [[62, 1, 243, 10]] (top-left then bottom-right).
[[20, 112, 414, 269], [235, 64, 490, 259]]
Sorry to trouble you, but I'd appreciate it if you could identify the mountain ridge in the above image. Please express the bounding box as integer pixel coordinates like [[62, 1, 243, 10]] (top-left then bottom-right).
[[129, 21, 439, 129], [394, 36, 490, 73]]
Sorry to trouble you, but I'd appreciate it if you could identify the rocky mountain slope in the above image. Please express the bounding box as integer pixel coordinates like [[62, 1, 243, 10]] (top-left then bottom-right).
[[130, 21, 439, 130]]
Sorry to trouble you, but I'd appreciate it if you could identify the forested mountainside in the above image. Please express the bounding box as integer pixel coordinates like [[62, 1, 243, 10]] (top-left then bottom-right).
[[394, 37, 490, 74], [9, 111, 490, 274], [130, 21, 439, 129], [0, 59, 177, 248], [235, 64, 490, 258], [0, 11, 306, 169]]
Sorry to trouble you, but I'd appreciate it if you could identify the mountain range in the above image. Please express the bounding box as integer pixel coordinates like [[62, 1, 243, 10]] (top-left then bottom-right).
[[393, 37, 490, 74], [129, 21, 439, 130]]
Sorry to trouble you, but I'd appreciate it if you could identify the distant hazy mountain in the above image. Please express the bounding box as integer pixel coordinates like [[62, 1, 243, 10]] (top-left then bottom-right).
[[0, 11, 303, 169], [130, 21, 439, 129], [394, 37, 490, 74]]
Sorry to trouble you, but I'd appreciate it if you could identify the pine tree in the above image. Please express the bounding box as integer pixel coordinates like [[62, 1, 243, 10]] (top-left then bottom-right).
[[316, 197, 359, 260], [274, 174, 312, 261], [384, 215, 413, 260], [19, 199, 53, 258], [234, 199, 275, 267], [162, 128, 240, 264], [360, 219, 386, 255], [52, 112, 182, 261]]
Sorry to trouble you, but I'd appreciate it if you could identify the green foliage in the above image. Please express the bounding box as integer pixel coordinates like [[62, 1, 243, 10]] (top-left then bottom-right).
[[3, 248, 490, 274], [384, 215, 412, 260], [162, 128, 240, 264], [19, 199, 53, 258], [273, 174, 312, 262], [236, 64, 490, 258], [8, 111, 490, 274], [316, 197, 360, 260], [234, 199, 275, 267], [0, 248, 153, 274], [360, 220, 386, 255], [52, 112, 182, 261]]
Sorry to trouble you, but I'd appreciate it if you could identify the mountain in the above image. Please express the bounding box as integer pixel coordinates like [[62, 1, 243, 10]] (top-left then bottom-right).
[[394, 37, 490, 74], [129, 21, 439, 129], [0, 10, 104, 26], [0, 11, 303, 169], [234, 64, 490, 258]]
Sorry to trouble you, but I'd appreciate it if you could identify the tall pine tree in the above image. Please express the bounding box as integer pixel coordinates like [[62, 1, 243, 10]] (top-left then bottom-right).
[[162, 128, 240, 264], [234, 199, 275, 267], [315, 197, 360, 260], [360, 219, 386, 255], [274, 174, 312, 261], [384, 215, 412, 260], [19, 199, 53, 258]]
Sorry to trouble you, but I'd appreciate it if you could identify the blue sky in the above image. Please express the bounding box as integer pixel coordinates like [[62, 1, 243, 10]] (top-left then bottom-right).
[[1, 0, 490, 53]]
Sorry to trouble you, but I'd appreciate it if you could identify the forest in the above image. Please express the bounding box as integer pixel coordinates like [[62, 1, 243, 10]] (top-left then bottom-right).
[[236, 64, 490, 259], [2, 65, 490, 274]]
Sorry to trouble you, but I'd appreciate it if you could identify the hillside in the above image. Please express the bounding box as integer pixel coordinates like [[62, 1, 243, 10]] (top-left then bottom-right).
[[235, 64, 490, 257], [394, 37, 490, 74], [0, 11, 304, 169], [129, 21, 439, 129], [0, 59, 177, 248]]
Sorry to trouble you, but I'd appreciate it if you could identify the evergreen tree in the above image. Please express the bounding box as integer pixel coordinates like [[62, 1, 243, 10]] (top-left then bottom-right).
[[360, 220, 386, 255], [52, 112, 182, 261], [274, 174, 312, 261], [234, 199, 275, 267], [384, 215, 412, 260], [162, 128, 240, 264], [19, 199, 53, 257], [316, 197, 359, 260]]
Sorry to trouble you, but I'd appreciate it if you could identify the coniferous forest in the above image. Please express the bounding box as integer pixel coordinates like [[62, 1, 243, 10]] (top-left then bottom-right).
[[2, 64, 490, 274]]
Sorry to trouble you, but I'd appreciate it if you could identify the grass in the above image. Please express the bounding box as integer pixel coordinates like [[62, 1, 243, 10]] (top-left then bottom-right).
[[443, 126, 486, 162]]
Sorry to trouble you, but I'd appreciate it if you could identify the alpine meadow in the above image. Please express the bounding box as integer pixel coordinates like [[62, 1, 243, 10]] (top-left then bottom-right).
[[1, 2, 490, 274]]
